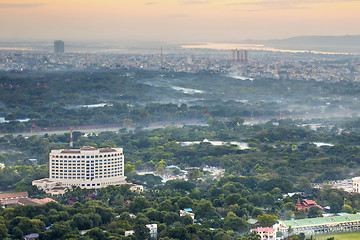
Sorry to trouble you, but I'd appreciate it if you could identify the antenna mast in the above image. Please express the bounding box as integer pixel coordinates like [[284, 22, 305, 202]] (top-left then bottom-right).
[[69, 127, 73, 149]]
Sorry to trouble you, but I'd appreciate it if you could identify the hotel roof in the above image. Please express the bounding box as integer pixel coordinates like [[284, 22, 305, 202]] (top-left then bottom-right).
[[58, 147, 120, 154]]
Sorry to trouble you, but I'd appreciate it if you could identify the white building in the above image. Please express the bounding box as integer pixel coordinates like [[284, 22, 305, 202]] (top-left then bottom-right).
[[353, 177, 360, 193], [32, 178, 67, 196], [146, 224, 158, 239], [48, 146, 126, 189], [124, 230, 134, 236], [125, 224, 157, 238], [129, 183, 144, 194]]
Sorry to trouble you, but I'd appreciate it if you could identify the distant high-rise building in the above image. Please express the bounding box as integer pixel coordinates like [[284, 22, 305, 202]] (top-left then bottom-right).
[[244, 50, 248, 63], [232, 49, 249, 64], [54, 40, 64, 53], [236, 49, 240, 63]]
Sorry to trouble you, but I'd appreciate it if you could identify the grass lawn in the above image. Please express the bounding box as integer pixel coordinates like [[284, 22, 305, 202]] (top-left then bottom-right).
[[316, 231, 360, 240]]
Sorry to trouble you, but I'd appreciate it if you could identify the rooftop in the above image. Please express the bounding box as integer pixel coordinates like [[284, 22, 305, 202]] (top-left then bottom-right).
[[0, 191, 28, 200], [58, 147, 120, 154], [282, 214, 360, 228], [251, 227, 276, 233]]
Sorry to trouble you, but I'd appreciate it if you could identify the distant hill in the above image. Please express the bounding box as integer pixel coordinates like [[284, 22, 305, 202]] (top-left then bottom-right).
[[242, 35, 360, 53], [266, 35, 360, 46]]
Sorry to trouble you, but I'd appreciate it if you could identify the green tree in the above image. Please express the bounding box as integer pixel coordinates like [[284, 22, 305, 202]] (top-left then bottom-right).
[[0, 223, 7, 240], [341, 204, 353, 214], [180, 215, 193, 226], [329, 195, 343, 213], [85, 227, 106, 240], [224, 193, 247, 206], [12, 226, 23, 240], [188, 169, 203, 181], [167, 227, 190, 240], [71, 213, 93, 230], [298, 177, 312, 193], [195, 199, 218, 219], [42, 221, 73, 239], [223, 213, 249, 232], [257, 214, 278, 227], [155, 160, 166, 175], [239, 231, 261, 240], [129, 197, 149, 214], [157, 199, 173, 212], [177, 196, 194, 210], [308, 206, 322, 218], [163, 212, 180, 225], [124, 164, 135, 175], [133, 224, 150, 240]]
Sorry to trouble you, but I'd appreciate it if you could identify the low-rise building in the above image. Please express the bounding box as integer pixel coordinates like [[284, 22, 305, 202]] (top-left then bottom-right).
[[129, 183, 144, 194], [146, 224, 158, 239], [180, 208, 195, 220], [278, 214, 360, 237], [32, 178, 67, 196], [250, 227, 276, 240], [125, 230, 134, 236], [125, 224, 157, 238], [18, 197, 57, 206], [24, 233, 39, 240], [0, 192, 28, 206], [296, 199, 323, 211], [353, 177, 360, 193]]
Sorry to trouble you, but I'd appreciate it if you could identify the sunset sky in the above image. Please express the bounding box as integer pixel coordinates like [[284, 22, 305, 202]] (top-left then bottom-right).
[[1, 0, 359, 42]]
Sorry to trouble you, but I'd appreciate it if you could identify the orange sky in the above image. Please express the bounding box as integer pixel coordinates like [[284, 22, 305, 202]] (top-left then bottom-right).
[[1, 0, 359, 42]]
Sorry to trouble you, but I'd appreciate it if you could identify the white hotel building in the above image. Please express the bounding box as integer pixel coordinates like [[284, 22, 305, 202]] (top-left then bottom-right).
[[48, 146, 126, 189]]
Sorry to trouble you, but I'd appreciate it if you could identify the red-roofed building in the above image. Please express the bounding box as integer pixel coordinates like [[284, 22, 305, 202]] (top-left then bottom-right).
[[250, 227, 276, 240], [40, 198, 57, 204], [18, 197, 57, 206], [296, 199, 323, 211], [0, 192, 28, 206]]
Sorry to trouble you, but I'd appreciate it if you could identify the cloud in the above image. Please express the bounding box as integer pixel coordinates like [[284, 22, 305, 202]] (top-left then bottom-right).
[[164, 14, 189, 19], [225, 0, 359, 10], [0, 3, 45, 8], [225, 1, 305, 10], [177, 0, 210, 5], [144, 2, 159, 5]]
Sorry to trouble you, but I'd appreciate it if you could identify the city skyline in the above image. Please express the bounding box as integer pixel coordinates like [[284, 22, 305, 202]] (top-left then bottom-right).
[[0, 0, 359, 42]]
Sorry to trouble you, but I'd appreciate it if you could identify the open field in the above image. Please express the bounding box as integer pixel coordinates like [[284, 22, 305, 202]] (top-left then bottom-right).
[[316, 231, 360, 240]]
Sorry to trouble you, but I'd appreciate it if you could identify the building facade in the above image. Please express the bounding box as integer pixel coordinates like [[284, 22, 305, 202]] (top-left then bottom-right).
[[250, 227, 276, 240], [353, 177, 360, 193], [49, 146, 126, 189], [146, 224, 158, 239]]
